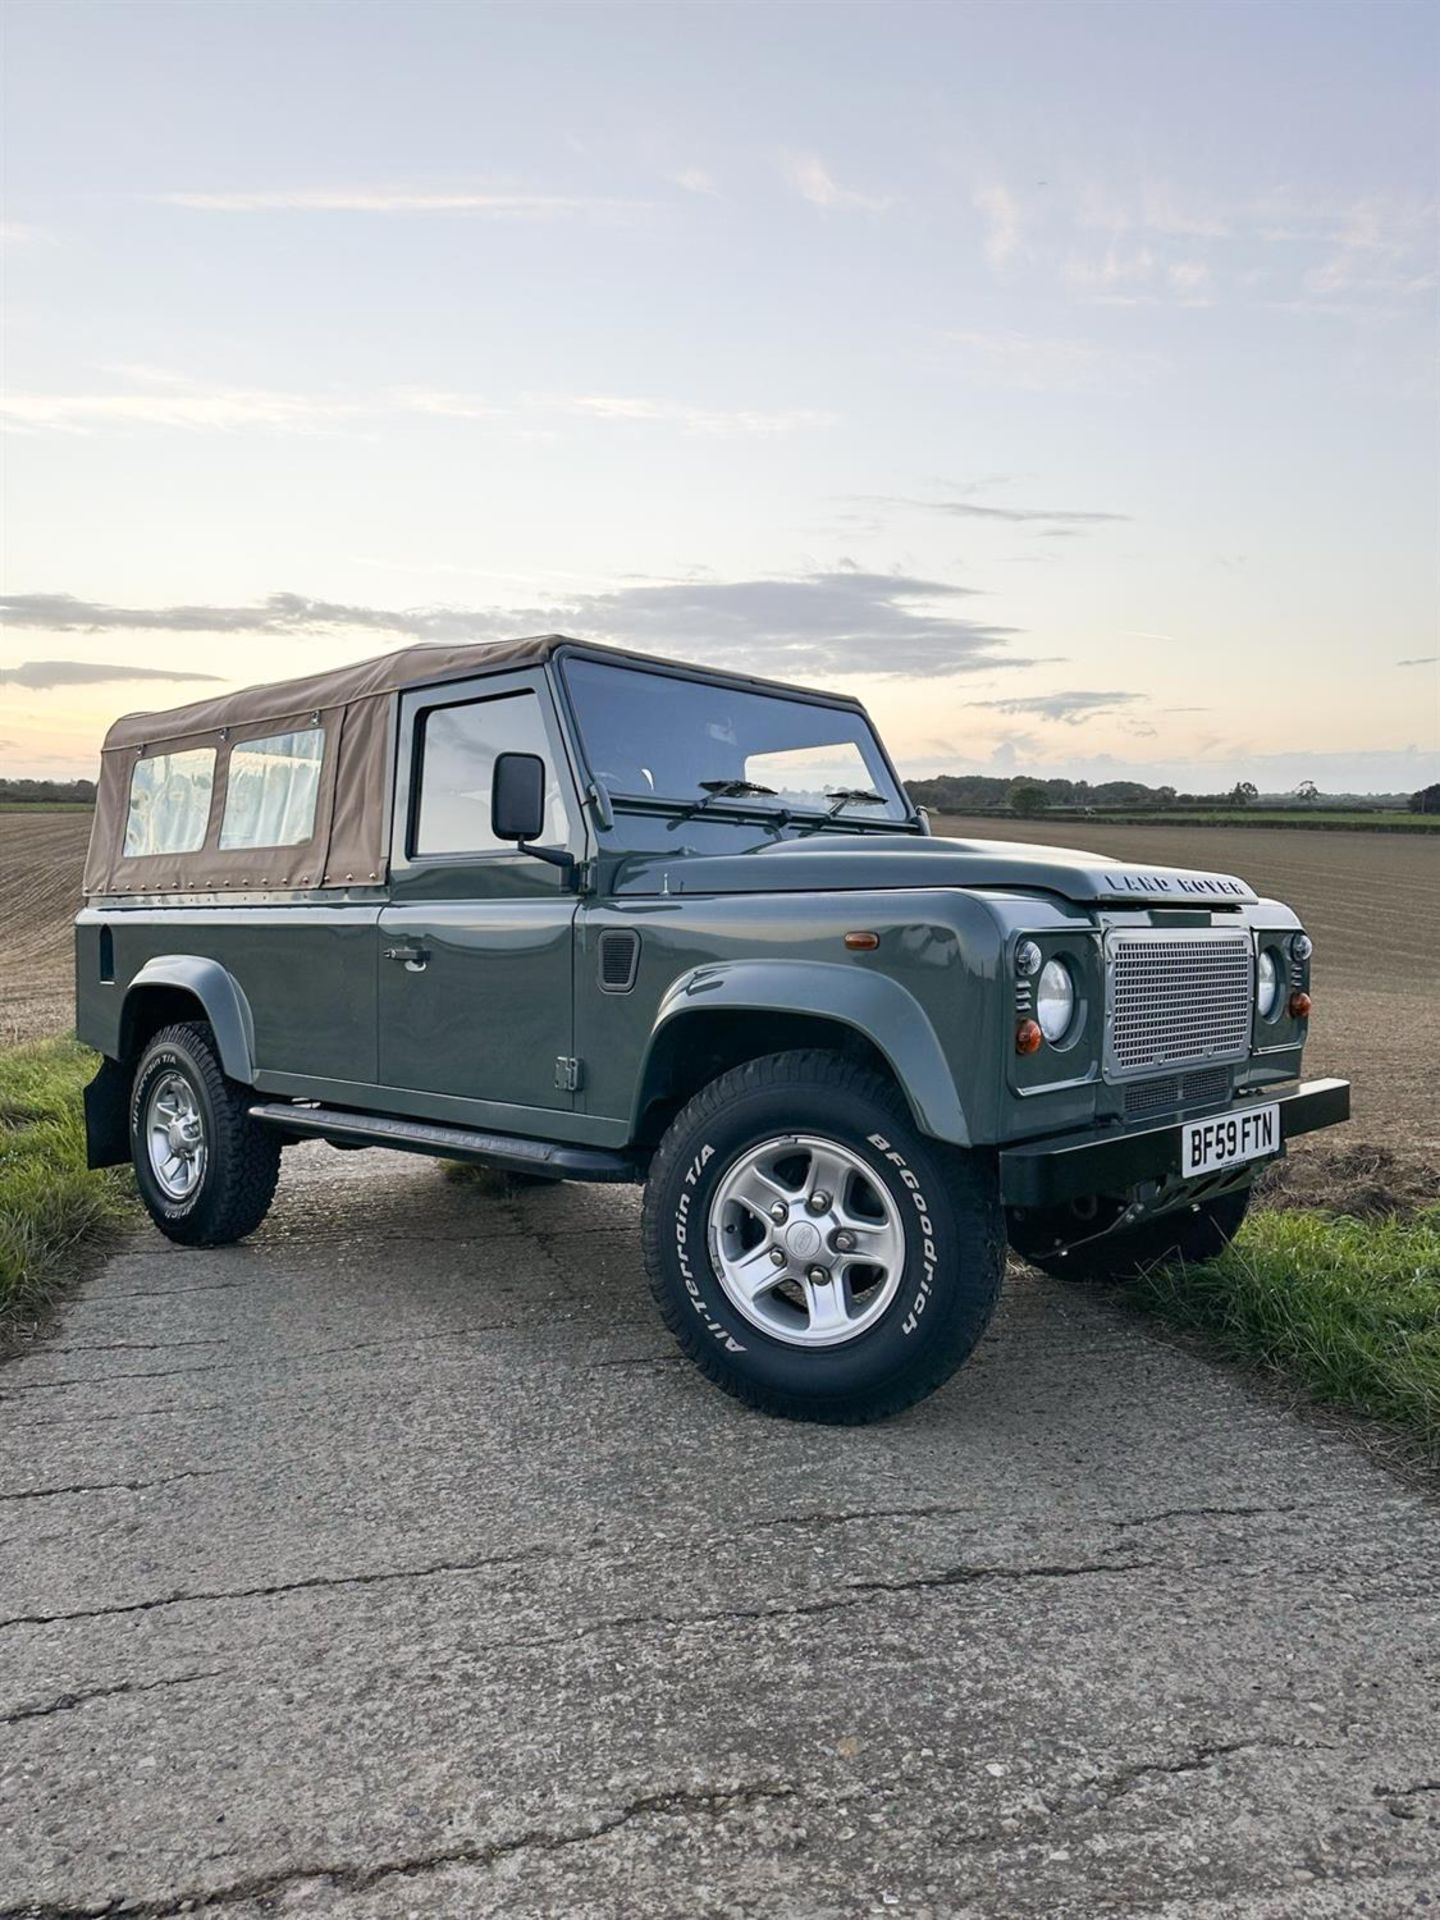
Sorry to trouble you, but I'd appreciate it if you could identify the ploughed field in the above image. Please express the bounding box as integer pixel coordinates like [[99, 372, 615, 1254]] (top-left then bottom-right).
[[0, 811, 92, 1046], [1, 810, 1433, 1160]]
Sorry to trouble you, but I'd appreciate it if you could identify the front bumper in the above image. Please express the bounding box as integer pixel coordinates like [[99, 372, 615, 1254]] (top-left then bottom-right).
[[998, 1077, 1350, 1208]]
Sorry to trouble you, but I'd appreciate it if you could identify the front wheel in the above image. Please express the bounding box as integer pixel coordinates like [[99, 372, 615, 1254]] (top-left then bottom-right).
[[130, 1022, 281, 1246], [642, 1051, 1004, 1424]]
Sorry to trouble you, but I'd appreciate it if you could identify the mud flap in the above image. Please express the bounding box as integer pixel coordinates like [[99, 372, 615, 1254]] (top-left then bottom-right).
[[84, 1057, 131, 1169]]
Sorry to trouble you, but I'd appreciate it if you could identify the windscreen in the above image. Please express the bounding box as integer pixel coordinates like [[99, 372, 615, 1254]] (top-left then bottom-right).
[[564, 659, 910, 822]]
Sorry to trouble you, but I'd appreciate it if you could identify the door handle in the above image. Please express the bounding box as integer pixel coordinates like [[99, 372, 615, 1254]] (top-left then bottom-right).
[[384, 945, 429, 971]]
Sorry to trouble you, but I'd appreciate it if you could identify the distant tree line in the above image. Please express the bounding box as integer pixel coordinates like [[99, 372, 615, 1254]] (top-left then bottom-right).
[[0, 777, 97, 804], [904, 773, 1420, 815]]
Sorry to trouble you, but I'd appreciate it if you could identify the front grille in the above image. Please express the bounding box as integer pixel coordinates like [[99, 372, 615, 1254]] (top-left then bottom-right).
[[1125, 1077, 1180, 1119], [1107, 931, 1253, 1080], [1179, 1063, 1231, 1106], [1124, 1064, 1233, 1120]]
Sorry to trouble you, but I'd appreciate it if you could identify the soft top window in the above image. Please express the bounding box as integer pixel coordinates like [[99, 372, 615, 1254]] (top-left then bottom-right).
[[123, 747, 216, 857], [220, 728, 325, 851]]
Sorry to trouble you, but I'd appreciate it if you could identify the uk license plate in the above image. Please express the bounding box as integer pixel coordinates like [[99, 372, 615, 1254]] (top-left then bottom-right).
[[1181, 1103, 1280, 1178]]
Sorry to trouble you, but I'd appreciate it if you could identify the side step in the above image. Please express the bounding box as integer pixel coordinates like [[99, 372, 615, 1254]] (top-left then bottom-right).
[[248, 1102, 638, 1184]]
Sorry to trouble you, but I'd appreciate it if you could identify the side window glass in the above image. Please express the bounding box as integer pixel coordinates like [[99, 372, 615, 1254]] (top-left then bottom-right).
[[123, 747, 216, 856], [220, 728, 325, 850], [415, 691, 570, 857]]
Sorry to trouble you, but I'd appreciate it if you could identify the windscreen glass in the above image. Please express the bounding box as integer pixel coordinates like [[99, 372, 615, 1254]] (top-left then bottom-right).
[[564, 659, 908, 821]]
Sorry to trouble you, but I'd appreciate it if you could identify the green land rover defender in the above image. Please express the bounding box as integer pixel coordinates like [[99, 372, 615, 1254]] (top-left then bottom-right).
[[76, 638, 1349, 1422]]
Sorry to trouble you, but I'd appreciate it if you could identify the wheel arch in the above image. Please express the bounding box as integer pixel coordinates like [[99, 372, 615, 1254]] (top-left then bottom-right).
[[119, 958, 257, 1084], [631, 960, 970, 1151]]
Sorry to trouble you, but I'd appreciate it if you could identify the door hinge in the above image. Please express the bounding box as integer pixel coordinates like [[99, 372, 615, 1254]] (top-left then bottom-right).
[[554, 1056, 583, 1093]]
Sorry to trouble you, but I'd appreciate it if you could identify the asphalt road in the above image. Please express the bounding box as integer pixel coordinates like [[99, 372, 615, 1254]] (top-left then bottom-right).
[[2, 1144, 1437, 1918]]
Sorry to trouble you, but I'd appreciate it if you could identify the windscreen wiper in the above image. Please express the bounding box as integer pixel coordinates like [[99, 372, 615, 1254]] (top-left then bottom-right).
[[671, 778, 779, 825], [700, 779, 777, 800], [825, 787, 888, 814]]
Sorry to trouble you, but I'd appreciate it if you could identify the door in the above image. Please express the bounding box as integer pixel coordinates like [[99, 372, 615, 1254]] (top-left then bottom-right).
[[377, 671, 584, 1128]]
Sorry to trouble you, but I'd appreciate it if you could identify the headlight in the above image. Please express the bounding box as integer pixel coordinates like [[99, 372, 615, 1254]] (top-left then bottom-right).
[[1035, 957, 1076, 1042], [1257, 947, 1281, 1019]]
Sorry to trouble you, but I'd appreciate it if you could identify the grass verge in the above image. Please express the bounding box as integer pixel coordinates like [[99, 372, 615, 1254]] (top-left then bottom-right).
[[1133, 1206, 1440, 1464], [0, 1036, 135, 1329]]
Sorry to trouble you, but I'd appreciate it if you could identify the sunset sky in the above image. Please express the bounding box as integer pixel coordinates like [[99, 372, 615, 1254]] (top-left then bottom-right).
[[2, 0, 1437, 793]]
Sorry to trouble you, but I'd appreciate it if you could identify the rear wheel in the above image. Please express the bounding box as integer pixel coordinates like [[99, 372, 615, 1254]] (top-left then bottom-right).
[[1014, 1186, 1251, 1283], [130, 1023, 280, 1246], [642, 1050, 1004, 1423]]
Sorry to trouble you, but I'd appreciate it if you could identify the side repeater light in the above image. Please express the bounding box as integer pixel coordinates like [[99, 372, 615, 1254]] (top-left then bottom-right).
[[843, 930, 880, 951], [1015, 1018, 1044, 1056]]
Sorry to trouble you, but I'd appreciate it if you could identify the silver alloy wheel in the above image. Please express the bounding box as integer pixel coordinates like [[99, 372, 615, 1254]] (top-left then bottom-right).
[[707, 1134, 907, 1348], [144, 1069, 207, 1201]]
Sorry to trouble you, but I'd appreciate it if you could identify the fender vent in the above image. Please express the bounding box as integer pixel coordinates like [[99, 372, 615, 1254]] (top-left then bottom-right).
[[598, 928, 641, 993]]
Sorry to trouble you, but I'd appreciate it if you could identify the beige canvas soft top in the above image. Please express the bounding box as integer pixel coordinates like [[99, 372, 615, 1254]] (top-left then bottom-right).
[[84, 635, 572, 897]]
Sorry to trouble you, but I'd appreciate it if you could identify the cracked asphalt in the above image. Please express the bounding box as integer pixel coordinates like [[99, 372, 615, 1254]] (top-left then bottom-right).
[[1, 1144, 1438, 1919]]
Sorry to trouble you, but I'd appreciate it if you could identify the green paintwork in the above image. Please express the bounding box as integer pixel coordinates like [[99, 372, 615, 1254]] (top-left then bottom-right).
[[75, 644, 1325, 1175]]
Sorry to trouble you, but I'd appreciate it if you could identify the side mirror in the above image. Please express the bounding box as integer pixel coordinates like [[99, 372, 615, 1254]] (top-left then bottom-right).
[[492, 752, 546, 844], [491, 752, 576, 876]]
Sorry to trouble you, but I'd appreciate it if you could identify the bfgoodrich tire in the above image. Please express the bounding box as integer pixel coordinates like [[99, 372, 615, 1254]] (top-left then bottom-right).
[[642, 1050, 1004, 1423], [130, 1022, 281, 1246], [1018, 1186, 1251, 1283]]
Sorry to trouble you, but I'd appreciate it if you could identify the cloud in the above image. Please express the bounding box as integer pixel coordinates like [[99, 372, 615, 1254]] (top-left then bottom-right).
[[672, 168, 719, 197], [2, 591, 461, 639], [856, 492, 1129, 528], [387, 388, 502, 422], [783, 152, 892, 214], [551, 573, 1017, 677], [974, 179, 1435, 316], [1167, 259, 1214, 302], [0, 221, 52, 247], [1397, 654, 1437, 667], [939, 328, 1159, 392], [533, 394, 835, 436], [971, 688, 1146, 725], [1291, 194, 1439, 301], [1, 574, 1026, 682], [1062, 243, 1159, 299], [0, 660, 226, 690], [1139, 183, 1230, 240], [1, 375, 833, 440], [151, 187, 643, 220], [974, 185, 1023, 269], [2, 384, 362, 433]]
